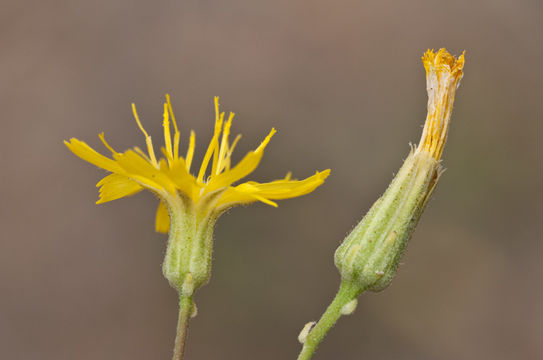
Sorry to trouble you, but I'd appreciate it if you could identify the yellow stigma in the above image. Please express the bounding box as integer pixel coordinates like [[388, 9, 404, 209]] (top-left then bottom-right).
[[417, 48, 465, 160]]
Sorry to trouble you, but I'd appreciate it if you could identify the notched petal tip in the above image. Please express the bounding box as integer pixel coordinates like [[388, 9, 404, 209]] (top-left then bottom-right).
[[422, 48, 465, 77], [95, 173, 143, 204], [319, 169, 331, 178]]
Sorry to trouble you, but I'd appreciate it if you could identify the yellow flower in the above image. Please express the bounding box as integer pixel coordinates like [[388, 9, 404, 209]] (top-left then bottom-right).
[[65, 95, 330, 234], [67, 95, 330, 295]]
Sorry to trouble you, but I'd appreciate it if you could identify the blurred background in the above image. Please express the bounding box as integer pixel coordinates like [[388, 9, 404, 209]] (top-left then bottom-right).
[[1, 0, 542, 359]]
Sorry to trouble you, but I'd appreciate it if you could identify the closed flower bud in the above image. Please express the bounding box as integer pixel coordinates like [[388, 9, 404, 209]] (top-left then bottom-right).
[[335, 48, 465, 292]]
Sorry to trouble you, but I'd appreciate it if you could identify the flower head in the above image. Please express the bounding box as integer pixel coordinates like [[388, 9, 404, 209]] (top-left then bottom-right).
[[335, 48, 465, 292], [65, 95, 330, 233]]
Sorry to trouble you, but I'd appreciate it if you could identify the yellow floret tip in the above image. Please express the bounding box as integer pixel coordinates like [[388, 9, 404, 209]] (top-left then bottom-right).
[[417, 48, 465, 160]]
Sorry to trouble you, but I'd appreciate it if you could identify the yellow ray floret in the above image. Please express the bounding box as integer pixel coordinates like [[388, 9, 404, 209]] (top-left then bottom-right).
[[65, 95, 330, 233], [417, 48, 465, 160]]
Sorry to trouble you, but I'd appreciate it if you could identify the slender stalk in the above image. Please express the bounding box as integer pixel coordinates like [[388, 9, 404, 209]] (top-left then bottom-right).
[[172, 295, 193, 360], [296, 281, 362, 360]]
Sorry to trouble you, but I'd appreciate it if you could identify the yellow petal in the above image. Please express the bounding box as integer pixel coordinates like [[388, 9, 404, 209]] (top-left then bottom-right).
[[216, 183, 278, 208], [246, 169, 330, 199], [64, 138, 123, 173], [155, 200, 170, 233], [160, 156, 201, 201], [216, 169, 330, 208], [204, 129, 275, 193], [113, 150, 177, 195], [204, 151, 263, 193], [96, 173, 143, 204]]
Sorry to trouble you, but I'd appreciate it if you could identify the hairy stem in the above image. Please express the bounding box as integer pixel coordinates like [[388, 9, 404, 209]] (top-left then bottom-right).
[[296, 281, 362, 360], [172, 296, 193, 360]]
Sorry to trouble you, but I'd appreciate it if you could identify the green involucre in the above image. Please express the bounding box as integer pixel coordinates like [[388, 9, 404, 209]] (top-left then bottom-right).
[[334, 149, 441, 292]]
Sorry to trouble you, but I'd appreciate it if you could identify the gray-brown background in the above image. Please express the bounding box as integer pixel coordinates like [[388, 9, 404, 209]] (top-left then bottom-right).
[[2, 0, 542, 359]]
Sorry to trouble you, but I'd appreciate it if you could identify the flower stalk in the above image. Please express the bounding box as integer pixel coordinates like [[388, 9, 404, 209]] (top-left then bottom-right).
[[172, 295, 193, 360], [296, 281, 362, 360]]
